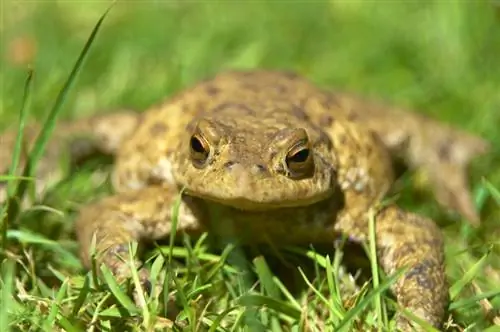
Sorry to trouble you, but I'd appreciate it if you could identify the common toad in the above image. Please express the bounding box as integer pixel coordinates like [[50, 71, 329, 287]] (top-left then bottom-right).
[[0, 71, 490, 330]]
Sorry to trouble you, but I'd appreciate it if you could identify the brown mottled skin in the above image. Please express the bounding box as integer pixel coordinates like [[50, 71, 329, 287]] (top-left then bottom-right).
[[0, 71, 490, 330]]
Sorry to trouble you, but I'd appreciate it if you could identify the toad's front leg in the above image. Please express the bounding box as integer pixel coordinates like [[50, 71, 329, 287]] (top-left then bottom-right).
[[335, 206, 448, 331], [75, 184, 205, 292]]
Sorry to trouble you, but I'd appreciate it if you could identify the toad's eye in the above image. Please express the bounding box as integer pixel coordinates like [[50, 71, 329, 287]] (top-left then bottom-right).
[[287, 148, 309, 163], [190, 134, 210, 167], [285, 146, 313, 179]]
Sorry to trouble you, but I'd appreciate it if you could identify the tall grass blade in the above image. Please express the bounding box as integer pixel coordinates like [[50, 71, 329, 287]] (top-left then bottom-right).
[[0, 69, 33, 246], [5, 4, 114, 225]]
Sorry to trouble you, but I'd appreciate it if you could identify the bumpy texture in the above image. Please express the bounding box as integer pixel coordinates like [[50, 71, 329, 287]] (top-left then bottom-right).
[[0, 71, 490, 330]]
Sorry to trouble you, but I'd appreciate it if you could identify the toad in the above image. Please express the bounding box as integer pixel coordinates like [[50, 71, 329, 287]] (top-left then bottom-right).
[[0, 70, 490, 330]]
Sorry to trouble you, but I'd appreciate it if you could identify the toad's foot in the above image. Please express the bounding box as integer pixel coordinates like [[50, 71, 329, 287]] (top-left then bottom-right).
[[335, 205, 448, 331], [75, 185, 205, 305]]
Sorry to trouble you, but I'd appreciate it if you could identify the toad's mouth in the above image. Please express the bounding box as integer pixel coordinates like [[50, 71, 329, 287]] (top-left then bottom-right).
[[182, 188, 333, 211]]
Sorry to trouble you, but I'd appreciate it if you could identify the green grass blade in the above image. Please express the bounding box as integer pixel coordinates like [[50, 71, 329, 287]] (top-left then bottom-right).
[[450, 248, 491, 300], [5, 69, 33, 188], [0, 68, 34, 246], [43, 278, 69, 331], [483, 324, 500, 332], [297, 266, 344, 320], [367, 209, 386, 329], [483, 179, 500, 204], [334, 266, 407, 331], [253, 256, 283, 331], [0, 259, 16, 331], [71, 274, 91, 317], [449, 289, 500, 310], [253, 256, 281, 299], [99, 264, 138, 314], [203, 242, 235, 282], [237, 294, 302, 319], [207, 306, 239, 332], [54, 315, 82, 332], [168, 190, 183, 263], [6, 4, 114, 224]]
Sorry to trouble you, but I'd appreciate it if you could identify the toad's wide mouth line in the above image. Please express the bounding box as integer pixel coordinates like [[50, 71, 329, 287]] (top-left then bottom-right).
[[182, 188, 333, 211]]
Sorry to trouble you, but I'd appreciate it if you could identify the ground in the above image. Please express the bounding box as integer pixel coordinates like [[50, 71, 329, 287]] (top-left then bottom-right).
[[1, 1, 499, 331]]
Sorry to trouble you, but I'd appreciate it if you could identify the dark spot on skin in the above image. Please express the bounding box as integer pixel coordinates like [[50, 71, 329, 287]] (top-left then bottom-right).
[[198, 76, 214, 85], [298, 97, 309, 110], [347, 112, 359, 121], [337, 134, 347, 145], [291, 106, 309, 121], [147, 177, 163, 186], [195, 101, 206, 115], [369, 131, 383, 144], [149, 122, 168, 136], [240, 82, 259, 92], [377, 207, 390, 220], [185, 120, 197, 132], [405, 259, 437, 289], [137, 142, 150, 152], [121, 193, 140, 203], [321, 94, 341, 110], [365, 144, 373, 155], [205, 85, 220, 96], [430, 234, 444, 246], [438, 140, 452, 161], [281, 71, 299, 80], [156, 201, 165, 211], [320, 115, 335, 127], [211, 102, 256, 115], [274, 84, 287, 94], [240, 71, 254, 77], [318, 130, 334, 149]]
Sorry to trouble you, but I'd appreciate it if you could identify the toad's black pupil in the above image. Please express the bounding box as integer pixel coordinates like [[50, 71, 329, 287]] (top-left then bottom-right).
[[289, 148, 309, 162], [190, 136, 206, 154]]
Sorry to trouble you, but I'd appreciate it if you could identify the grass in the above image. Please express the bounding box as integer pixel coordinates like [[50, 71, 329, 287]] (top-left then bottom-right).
[[1, 1, 500, 331]]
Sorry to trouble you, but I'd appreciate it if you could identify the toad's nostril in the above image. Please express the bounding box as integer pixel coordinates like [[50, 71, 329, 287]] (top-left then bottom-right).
[[224, 161, 236, 169], [254, 164, 267, 172]]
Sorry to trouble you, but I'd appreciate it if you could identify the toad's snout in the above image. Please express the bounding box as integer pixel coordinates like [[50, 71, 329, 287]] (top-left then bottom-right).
[[223, 162, 269, 196]]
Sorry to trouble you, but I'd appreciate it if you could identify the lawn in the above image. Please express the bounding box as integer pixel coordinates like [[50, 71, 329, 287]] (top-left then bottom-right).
[[1, 1, 500, 331]]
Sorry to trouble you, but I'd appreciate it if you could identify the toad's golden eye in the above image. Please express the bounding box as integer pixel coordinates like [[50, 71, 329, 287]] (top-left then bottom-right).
[[190, 134, 210, 167], [285, 145, 313, 179]]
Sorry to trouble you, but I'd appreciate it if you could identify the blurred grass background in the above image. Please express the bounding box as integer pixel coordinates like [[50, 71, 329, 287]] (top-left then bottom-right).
[[2, 0, 500, 330]]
